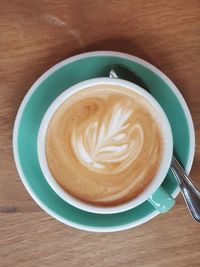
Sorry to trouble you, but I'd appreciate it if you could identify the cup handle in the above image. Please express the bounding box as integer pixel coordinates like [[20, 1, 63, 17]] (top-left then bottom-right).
[[148, 186, 175, 213]]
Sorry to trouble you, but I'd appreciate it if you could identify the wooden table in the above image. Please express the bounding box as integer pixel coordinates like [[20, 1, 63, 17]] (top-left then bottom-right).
[[0, 1, 200, 266]]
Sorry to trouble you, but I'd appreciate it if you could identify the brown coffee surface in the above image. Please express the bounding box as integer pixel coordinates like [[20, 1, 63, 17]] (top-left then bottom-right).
[[46, 84, 163, 206]]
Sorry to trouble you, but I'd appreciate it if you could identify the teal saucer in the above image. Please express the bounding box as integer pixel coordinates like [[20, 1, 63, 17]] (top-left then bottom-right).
[[13, 51, 195, 232]]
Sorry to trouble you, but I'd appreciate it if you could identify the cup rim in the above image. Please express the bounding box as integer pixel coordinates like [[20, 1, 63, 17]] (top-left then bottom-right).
[[37, 77, 173, 214]]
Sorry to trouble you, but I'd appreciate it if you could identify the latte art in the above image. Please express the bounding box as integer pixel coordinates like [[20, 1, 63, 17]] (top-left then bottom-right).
[[71, 102, 144, 174], [46, 85, 164, 206]]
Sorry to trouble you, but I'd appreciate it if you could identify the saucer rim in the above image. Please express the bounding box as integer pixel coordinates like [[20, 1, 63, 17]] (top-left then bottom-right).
[[13, 51, 195, 232]]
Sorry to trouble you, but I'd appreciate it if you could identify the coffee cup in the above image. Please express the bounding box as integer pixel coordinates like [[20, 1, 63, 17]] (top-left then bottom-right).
[[37, 77, 175, 214]]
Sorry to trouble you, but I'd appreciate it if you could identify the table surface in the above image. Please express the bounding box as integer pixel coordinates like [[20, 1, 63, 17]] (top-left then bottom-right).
[[0, 1, 200, 266]]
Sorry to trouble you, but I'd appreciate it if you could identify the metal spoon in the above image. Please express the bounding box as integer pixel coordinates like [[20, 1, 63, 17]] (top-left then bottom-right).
[[109, 65, 200, 222]]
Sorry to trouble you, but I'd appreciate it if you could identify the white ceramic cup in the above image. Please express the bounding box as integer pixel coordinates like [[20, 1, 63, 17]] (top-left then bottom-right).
[[37, 78, 174, 214]]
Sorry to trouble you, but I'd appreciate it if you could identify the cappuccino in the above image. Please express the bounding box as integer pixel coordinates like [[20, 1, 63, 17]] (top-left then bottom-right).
[[46, 84, 163, 206]]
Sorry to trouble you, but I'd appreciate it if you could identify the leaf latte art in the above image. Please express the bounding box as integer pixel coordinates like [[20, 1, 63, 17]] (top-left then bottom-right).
[[71, 103, 144, 174], [46, 85, 164, 206]]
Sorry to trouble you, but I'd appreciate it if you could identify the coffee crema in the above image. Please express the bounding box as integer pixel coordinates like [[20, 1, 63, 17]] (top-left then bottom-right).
[[46, 85, 163, 206]]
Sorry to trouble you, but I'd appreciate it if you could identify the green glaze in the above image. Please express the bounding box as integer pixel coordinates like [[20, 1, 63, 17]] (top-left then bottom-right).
[[148, 187, 175, 213], [15, 54, 192, 230]]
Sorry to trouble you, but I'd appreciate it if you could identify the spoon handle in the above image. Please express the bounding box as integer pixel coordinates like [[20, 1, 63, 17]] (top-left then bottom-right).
[[170, 156, 200, 222]]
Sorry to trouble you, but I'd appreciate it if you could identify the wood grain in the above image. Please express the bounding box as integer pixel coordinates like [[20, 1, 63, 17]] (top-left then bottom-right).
[[0, 0, 200, 266]]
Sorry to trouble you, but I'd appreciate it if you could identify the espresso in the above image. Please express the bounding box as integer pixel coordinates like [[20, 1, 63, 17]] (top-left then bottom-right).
[[46, 84, 163, 206]]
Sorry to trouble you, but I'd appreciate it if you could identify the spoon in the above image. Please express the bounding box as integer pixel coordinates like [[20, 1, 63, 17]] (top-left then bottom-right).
[[109, 65, 200, 222]]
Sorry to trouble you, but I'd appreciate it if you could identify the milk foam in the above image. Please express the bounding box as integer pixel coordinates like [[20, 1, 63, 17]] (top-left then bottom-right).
[[46, 85, 163, 206]]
